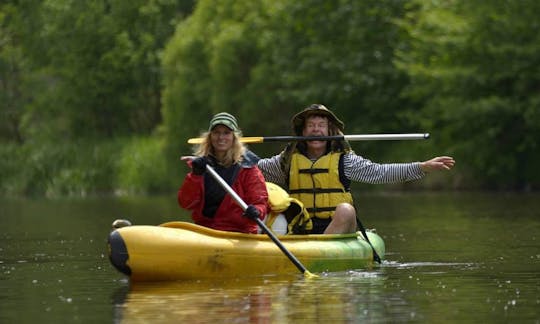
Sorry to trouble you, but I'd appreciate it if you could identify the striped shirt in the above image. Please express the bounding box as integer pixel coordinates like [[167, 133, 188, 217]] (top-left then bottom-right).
[[257, 152, 425, 188]]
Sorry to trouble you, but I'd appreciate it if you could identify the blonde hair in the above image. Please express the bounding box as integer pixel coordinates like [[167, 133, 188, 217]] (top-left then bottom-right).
[[194, 131, 246, 167]]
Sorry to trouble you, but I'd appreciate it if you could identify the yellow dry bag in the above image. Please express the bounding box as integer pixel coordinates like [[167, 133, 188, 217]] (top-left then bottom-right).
[[265, 182, 312, 234]]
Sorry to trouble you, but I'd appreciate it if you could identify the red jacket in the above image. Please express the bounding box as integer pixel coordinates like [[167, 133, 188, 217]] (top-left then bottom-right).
[[178, 163, 268, 234]]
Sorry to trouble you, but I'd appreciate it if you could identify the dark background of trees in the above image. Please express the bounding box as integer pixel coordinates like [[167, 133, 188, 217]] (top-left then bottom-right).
[[1, 0, 539, 196]]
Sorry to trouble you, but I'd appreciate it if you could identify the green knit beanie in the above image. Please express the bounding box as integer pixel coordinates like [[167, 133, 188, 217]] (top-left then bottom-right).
[[208, 112, 239, 132]]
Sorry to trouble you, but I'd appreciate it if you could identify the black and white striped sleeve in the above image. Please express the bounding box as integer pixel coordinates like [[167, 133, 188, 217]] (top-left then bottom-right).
[[343, 152, 425, 184], [257, 155, 287, 188]]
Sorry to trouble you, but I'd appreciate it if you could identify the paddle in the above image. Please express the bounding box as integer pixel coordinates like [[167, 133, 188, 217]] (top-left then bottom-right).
[[188, 133, 430, 144], [354, 214, 382, 264], [205, 164, 318, 279]]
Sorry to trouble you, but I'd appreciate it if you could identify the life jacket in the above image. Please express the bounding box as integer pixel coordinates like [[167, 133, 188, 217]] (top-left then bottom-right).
[[288, 152, 353, 219], [265, 182, 312, 234]]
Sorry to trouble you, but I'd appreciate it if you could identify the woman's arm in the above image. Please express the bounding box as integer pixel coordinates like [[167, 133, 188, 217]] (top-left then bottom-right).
[[241, 167, 269, 219]]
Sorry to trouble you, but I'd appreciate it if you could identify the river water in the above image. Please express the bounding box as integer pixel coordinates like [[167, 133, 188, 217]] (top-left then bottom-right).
[[1, 192, 539, 323]]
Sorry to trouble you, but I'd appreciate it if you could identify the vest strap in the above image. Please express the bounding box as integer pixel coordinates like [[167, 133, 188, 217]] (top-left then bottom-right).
[[298, 168, 328, 174], [306, 207, 335, 213]]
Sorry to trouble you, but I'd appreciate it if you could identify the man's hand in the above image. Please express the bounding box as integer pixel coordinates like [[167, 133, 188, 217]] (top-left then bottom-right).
[[420, 156, 455, 173]]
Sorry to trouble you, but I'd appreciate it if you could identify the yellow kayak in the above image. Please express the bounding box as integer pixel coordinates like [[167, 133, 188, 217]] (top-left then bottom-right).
[[107, 221, 384, 281]]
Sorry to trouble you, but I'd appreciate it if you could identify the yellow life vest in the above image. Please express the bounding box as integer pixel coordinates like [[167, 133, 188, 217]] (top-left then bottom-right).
[[265, 182, 312, 234], [288, 152, 353, 219]]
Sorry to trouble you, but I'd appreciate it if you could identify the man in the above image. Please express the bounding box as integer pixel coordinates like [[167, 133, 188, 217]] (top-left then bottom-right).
[[258, 104, 455, 234]]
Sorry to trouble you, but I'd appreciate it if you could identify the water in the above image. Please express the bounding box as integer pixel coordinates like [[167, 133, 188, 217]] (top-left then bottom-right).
[[1, 192, 539, 323]]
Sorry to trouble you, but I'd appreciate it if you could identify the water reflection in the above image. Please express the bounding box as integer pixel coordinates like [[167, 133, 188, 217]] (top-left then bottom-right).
[[112, 272, 398, 323], [2, 193, 540, 323]]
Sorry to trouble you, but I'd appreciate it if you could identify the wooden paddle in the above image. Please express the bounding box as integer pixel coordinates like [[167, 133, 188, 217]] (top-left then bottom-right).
[[205, 164, 318, 278], [188, 133, 430, 144]]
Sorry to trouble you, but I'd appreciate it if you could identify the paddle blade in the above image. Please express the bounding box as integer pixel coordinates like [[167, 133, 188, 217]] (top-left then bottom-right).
[[188, 137, 265, 144], [303, 270, 319, 279], [187, 138, 204, 144], [239, 137, 265, 144]]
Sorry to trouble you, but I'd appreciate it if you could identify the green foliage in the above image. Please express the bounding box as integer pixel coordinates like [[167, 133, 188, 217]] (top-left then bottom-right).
[[0, 2, 26, 143], [396, 0, 540, 189], [13, 0, 194, 141], [116, 136, 175, 194], [259, 0, 412, 133], [162, 0, 267, 171], [0, 136, 177, 197], [0, 139, 122, 197], [162, 0, 413, 160], [3, 0, 540, 195]]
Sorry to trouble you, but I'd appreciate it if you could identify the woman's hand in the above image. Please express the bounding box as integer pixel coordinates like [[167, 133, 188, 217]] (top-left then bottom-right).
[[191, 157, 207, 175], [180, 156, 207, 175], [243, 205, 260, 220]]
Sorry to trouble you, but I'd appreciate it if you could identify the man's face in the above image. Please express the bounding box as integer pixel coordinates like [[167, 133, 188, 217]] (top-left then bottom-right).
[[303, 115, 329, 151]]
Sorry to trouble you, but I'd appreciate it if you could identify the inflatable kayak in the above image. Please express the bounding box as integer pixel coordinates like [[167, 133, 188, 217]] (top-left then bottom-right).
[[107, 221, 385, 281]]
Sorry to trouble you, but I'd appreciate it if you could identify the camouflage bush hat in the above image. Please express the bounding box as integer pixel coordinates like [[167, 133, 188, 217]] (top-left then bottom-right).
[[291, 104, 345, 135], [208, 112, 239, 132]]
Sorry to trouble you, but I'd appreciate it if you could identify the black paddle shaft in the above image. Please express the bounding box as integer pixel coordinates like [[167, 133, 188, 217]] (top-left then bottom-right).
[[205, 164, 312, 275], [254, 218, 309, 274]]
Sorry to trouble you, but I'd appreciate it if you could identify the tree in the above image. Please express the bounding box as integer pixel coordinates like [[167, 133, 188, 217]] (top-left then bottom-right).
[[396, 0, 540, 189], [162, 0, 414, 164], [17, 0, 194, 140], [0, 3, 28, 143]]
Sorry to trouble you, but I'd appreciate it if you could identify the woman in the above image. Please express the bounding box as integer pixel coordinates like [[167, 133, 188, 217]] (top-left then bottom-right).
[[178, 112, 268, 234]]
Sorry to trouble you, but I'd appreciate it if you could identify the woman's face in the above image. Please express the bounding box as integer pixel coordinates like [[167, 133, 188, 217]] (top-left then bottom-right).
[[210, 124, 234, 155]]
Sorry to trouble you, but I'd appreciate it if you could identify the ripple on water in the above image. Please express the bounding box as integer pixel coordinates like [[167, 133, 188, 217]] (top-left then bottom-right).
[[382, 260, 477, 269]]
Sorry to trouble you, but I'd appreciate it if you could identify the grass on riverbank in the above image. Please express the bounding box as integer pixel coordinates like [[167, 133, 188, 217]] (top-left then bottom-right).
[[0, 137, 175, 197]]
